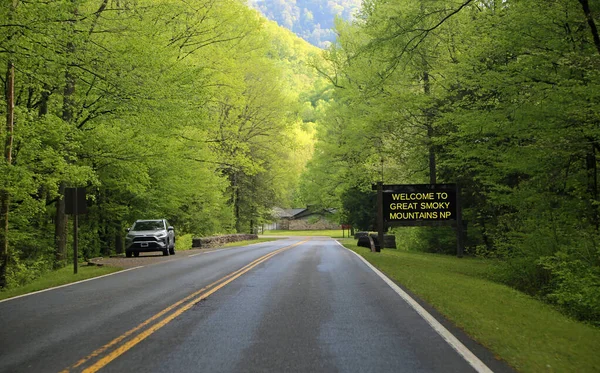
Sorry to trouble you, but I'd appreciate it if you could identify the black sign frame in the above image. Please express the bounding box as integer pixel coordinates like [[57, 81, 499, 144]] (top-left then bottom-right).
[[65, 187, 87, 215], [382, 184, 457, 224], [373, 183, 464, 257]]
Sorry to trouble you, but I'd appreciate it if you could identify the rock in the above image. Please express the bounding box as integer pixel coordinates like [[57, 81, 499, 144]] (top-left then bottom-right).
[[354, 231, 369, 239]]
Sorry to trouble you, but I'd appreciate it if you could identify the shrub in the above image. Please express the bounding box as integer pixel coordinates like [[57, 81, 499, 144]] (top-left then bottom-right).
[[539, 252, 600, 325], [177, 234, 193, 251]]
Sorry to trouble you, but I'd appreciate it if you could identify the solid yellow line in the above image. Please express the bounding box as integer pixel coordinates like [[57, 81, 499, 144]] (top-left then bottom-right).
[[62, 246, 288, 372], [63, 240, 306, 373], [82, 240, 306, 373]]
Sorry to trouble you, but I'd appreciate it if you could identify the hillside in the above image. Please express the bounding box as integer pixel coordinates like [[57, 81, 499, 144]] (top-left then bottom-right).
[[248, 0, 362, 48]]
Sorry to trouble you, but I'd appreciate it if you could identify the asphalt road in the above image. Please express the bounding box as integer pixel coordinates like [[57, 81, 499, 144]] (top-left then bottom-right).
[[0, 237, 512, 373]]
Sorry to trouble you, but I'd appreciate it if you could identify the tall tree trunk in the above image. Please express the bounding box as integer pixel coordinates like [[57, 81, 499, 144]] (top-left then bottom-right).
[[54, 183, 67, 268], [62, 49, 76, 122], [38, 84, 51, 117], [0, 61, 15, 288], [54, 2, 77, 268], [419, 0, 436, 185], [0, 0, 18, 288], [423, 70, 436, 184], [419, 6, 439, 251], [587, 144, 598, 230], [0, 193, 9, 289], [115, 230, 123, 255], [578, 0, 600, 55], [234, 173, 241, 233]]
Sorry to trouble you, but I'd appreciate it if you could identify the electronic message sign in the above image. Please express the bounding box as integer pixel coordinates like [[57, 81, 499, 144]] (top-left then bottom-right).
[[382, 184, 457, 223]]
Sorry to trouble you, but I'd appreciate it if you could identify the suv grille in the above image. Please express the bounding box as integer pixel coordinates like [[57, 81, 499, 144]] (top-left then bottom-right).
[[133, 236, 159, 242]]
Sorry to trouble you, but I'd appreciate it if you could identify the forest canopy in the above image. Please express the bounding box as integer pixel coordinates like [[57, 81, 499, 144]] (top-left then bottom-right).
[[0, 0, 324, 289], [299, 0, 600, 324]]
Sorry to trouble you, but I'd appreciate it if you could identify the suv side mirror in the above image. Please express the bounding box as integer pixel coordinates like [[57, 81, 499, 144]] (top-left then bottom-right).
[[126, 228, 130, 232], [168, 226, 174, 231]]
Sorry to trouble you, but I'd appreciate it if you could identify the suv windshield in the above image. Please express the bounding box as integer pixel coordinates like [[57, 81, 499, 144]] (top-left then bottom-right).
[[132, 221, 164, 231]]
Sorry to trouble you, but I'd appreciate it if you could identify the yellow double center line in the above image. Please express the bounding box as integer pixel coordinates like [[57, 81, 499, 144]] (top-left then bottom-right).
[[61, 240, 307, 373]]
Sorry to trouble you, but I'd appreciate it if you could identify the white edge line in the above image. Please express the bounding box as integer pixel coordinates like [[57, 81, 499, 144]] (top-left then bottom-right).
[[0, 266, 144, 304], [337, 241, 494, 373]]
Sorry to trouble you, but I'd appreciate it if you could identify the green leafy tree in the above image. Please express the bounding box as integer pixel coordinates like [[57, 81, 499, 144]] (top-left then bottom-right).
[[302, 0, 600, 322], [0, 0, 326, 288]]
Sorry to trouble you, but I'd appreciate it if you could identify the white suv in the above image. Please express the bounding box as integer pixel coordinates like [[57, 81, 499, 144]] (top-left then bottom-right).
[[125, 219, 175, 257]]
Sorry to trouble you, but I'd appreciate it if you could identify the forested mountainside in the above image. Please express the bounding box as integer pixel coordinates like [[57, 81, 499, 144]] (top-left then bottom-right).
[[247, 0, 362, 48], [0, 0, 326, 288]]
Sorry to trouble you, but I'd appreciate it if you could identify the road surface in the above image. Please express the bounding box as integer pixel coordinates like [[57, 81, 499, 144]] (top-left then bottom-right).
[[0, 237, 511, 373]]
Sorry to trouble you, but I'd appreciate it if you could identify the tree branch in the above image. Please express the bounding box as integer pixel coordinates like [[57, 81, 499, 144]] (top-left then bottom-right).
[[578, 0, 600, 55]]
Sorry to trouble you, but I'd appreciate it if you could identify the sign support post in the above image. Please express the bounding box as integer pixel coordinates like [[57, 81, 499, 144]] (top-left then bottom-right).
[[377, 181, 384, 253], [456, 184, 464, 258], [74, 195, 78, 274]]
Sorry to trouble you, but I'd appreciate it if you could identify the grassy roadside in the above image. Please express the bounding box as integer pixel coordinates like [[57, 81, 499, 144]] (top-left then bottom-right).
[[0, 265, 121, 301], [262, 229, 348, 238], [338, 238, 600, 373]]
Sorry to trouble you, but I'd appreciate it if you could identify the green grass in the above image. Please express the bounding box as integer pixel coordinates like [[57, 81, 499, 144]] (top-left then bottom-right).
[[338, 239, 600, 373], [262, 229, 350, 238], [0, 265, 122, 301]]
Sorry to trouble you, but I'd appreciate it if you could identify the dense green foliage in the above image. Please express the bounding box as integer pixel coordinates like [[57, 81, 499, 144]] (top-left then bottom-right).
[[0, 0, 322, 289], [248, 0, 362, 48], [301, 0, 600, 324]]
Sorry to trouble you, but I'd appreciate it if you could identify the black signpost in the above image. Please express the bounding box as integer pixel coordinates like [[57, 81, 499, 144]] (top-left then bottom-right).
[[65, 187, 87, 274], [374, 183, 464, 257], [377, 182, 384, 253]]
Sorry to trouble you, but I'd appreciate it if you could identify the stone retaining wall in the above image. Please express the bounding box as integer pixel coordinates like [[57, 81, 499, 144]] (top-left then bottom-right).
[[192, 234, 258, 249]]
